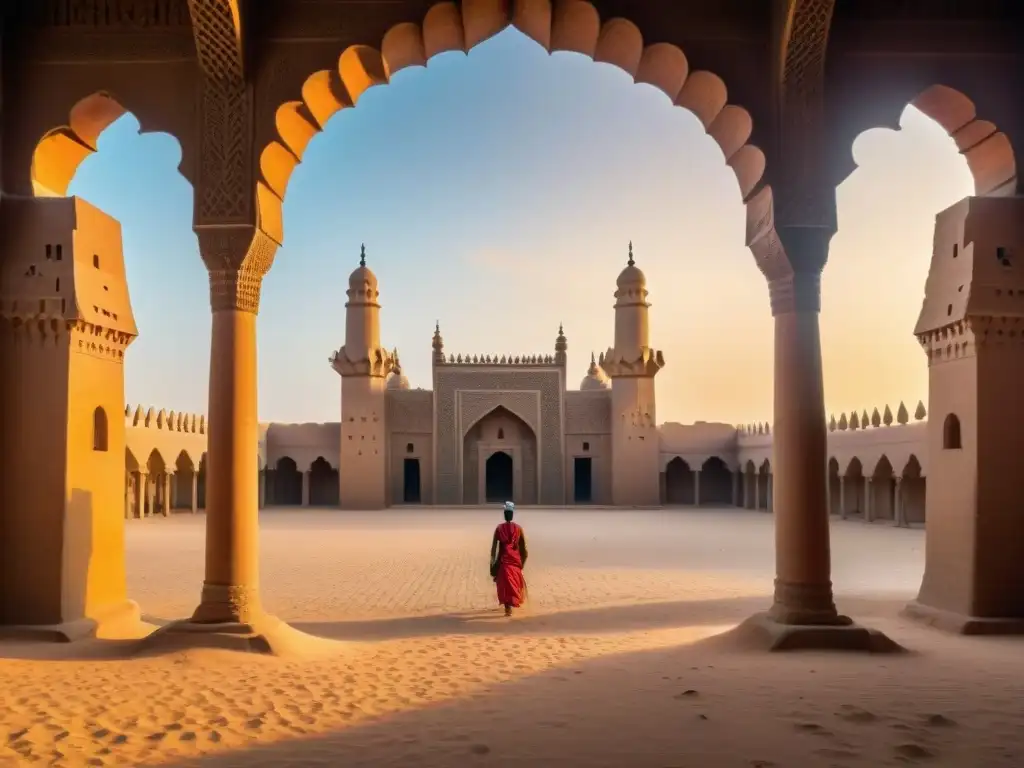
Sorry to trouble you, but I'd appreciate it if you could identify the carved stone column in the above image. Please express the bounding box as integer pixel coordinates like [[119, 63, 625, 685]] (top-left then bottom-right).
[[301, 471, 311, 507], [894, 477, 904, 528], [693, 470, 701, 507], [190, 225, 275, 625], [864, 478, 874, 523], [191, 472, 199, 514]]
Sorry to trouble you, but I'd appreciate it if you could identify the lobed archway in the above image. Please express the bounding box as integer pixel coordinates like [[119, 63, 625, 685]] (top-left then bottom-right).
[[255, 0, 769, 254], [842, 457, 865, 519], [900, 455, 926, 526], [308, 457, 340, 506], [869, 455, 896, 523]]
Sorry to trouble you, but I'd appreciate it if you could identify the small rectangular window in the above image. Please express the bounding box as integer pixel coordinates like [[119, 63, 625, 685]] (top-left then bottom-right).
[[997, 247, 1011, 266], [582, 441, 590, 452], [55, 244, 63, 261], [45, 244, 52, 260]]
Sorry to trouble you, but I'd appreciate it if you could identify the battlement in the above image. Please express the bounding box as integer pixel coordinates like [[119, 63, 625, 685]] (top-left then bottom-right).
[[125, 403, 206, 434], [437, 352, 560, 366], [736, 400, 929, 440]]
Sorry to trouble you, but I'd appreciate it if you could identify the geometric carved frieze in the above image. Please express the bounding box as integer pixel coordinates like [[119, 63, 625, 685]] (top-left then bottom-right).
[[565, 391, 611, 435]]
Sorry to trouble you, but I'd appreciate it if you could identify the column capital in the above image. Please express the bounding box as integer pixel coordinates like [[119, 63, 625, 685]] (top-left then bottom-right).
[[766, 225, 833, 315], [196, 225, 278, 314]]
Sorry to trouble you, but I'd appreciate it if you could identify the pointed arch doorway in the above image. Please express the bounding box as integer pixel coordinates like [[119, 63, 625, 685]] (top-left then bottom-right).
[[485, 451, 514, 503]]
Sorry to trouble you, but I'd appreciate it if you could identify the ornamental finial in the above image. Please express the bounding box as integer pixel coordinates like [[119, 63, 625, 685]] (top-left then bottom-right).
[[359, 243, 366, 267], [627, 241, 634, 267]]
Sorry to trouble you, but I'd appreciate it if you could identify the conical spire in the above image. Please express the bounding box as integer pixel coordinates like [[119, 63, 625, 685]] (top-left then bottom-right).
[[554, 322, 567, 364], [431, 320, 444, 364]]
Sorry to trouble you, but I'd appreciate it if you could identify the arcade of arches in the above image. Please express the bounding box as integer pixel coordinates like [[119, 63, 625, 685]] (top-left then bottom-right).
[[2, 1, 1024, 650]]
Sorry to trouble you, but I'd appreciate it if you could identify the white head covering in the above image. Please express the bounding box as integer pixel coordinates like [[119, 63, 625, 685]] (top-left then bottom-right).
[[503, 501, 515, 515]]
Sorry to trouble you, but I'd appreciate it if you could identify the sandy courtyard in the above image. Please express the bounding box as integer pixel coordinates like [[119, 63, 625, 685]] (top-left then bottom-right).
[[2, 507, 1023, 767]]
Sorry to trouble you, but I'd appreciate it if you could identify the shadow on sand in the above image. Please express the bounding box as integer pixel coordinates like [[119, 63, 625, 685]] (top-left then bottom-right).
[[153, 609, 1024, 768], [0, 593, 910, 661]]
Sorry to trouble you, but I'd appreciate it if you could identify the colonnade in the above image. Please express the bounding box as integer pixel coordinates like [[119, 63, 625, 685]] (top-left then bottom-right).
[[125, 469, 206, 518]]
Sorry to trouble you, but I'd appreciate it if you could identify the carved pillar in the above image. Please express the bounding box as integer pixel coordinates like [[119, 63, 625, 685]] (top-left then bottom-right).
[[145, 474, 155, 519], [163, 473, 172, 517], [732, 470, 740, 506], [190, 225, 275, 624], [258, 468, 266, 509], [693, 470, 701, 507], [838, 476, 846, 520], [301, 471, 311, 507], [894, 477, 904, 528], [135, 471, 147, 519], [767, 474, 774, 513], [864, 477, 873, 523], [765, 228, 845, 626], [191, 472, 199, 514], [125, 474, 133, 519]]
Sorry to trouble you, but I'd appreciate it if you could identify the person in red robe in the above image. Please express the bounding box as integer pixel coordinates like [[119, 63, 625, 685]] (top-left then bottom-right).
[[490, 501, 528, 616]]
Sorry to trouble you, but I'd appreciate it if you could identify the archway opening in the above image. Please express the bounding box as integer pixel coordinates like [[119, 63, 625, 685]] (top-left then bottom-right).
[[664, 457, 694, 506], [309, 457, 340, 506], [485, 451, 514, 504], [261, 11, 769, 427], [125, 447, 141, 519], [901, 455, 927, 527], [272, 457, 303, 506], [144, 449, 168, 518], [842, 458, 865, 519], [699, 456, 733, 506], [173, 450, 197, 513], [463, 406, 538, 504], [870, 455, 896, 522]]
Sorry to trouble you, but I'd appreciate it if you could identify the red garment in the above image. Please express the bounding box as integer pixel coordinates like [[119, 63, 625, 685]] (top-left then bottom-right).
[[494, 521, 527, 608]]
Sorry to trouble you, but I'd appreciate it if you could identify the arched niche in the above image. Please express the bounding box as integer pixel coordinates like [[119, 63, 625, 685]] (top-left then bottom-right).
[[463, 405, 538, 504], [664, 457, 694, 506]]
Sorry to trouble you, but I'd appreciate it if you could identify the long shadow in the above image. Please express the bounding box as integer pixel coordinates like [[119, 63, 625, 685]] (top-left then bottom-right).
[[160, 615, 1024, 768], [290, 594, 907, 642]]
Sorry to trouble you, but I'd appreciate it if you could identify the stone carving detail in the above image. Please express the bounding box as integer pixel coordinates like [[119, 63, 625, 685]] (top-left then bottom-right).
[[775, 0, 837, 229], [187, 0, 244, 83], [36, 0, 191, 26], [197, 225, 276, 313], [435, 370, 563, 505], [460, 391, 540, 440], [387, 390, 433, 434], [196, 80, 252, 224], [565, 392, 611, 435]]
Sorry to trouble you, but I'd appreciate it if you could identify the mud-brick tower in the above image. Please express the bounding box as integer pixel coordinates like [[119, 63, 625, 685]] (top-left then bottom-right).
[[906, 196, 1024, 633], [0, 196, 139, 638], [601, 243, 665, 507], [330, 245, 396, 510]]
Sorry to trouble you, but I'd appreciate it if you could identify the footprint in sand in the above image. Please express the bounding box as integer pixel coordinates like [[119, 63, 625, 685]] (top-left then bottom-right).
[[835, 704, 879, 724], [793, 722, 833, 737], [894, 743, 935, 761], [922, 714, 956, 728]]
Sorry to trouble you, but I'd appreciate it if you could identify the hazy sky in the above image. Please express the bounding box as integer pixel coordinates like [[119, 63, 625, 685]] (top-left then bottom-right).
[[68, 28, 973, 426]]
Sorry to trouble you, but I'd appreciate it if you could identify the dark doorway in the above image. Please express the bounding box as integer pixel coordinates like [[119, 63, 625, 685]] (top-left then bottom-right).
[[273, 456, 302, 506], [485, 451, 514, 503], [665, 457, 695, 505], [699, 456, 733, 505], [403, 458, 422, 503], [573, 457, 593, 503], [309, 456, 339, 506]]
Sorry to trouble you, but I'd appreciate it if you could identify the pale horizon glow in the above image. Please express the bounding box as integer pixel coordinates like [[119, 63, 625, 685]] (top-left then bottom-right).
[[66, 28, 974, 426]]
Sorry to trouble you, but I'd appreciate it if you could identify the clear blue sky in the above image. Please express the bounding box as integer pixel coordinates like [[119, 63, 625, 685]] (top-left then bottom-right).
[[68, 28, 974, 426]]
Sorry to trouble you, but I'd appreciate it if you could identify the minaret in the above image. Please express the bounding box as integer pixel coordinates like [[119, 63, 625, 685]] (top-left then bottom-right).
[[330, 244, 396, 510], [432, 320, 445, 366], [906, 196, 1024, 632], [601, 242, 665, 506], [554, 322, 568, 374]]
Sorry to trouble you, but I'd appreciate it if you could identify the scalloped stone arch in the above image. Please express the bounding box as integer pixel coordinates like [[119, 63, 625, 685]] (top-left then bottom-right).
[[255, 0, 769, 246], [843, 83, 1017, 199], [909, 85, 1017, 197], [30, 91, 189, 198]]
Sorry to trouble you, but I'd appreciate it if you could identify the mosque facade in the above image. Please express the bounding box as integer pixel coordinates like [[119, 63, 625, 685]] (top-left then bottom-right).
[[120, 241, 930, 526]]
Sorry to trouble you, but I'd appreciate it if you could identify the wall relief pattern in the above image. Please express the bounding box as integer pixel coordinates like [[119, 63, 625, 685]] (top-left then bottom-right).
[[387, 389, 433, 434], [435, 369, 563, 505], [565, 392, 612, 435], [30, 0, 192, 27]]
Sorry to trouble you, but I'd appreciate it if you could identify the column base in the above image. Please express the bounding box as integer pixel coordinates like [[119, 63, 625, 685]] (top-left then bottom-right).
[[729, 612, 905, 653], [902, 601, 1024, 636], [136, 612, 343, 659], [0, 600, 154, 643]]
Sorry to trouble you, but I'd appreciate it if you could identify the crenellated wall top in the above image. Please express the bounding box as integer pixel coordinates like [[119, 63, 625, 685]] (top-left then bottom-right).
[[436, 353, 561, 367], [125, 403, 205, 434]]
